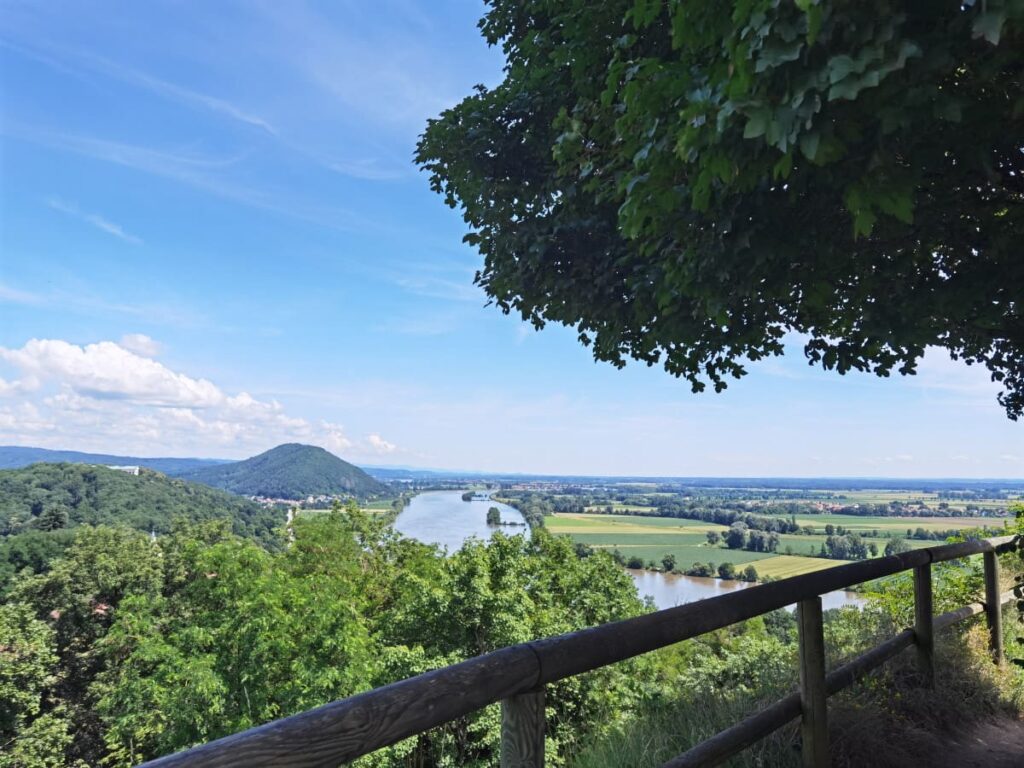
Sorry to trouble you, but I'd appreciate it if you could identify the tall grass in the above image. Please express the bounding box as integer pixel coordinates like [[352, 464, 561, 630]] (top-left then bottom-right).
[[571, 599, 1024, 767]]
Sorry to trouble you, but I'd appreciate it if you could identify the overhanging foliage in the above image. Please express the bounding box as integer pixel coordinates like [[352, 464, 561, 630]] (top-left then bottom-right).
[[418, 0, 1024, 417]]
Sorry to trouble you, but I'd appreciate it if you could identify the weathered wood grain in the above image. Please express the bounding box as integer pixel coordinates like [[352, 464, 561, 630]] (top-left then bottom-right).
[[797, 598, 829, 768], [501, 688, 545, 767], [914, 563, 934, 687], [983, 551, 1004, 664]]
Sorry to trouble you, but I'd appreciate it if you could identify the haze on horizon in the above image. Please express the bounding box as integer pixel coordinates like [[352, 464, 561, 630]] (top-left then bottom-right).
[[1, 1, 1021, 479]]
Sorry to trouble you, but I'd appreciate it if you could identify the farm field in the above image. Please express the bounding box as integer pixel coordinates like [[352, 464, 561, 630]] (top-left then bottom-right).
[[547, 512, 1002, 578], [549, 514, 719, 532], [830, 489, 1018, 510], [750, 555, 851, 580], [583, 504, 659, 513], [788, 513, 1005, 534]]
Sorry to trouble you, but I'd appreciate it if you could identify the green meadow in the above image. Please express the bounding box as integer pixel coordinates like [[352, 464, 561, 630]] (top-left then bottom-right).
[[547, 511, 1002, 578]]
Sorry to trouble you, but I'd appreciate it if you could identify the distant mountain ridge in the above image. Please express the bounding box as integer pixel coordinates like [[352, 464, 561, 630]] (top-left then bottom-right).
[[0, 446, 228, 474], [178, 443, 387, 499]]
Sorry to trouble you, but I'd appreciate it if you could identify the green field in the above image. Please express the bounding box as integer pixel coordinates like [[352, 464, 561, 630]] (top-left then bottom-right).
[[749, 555, 850, 580], [547, 511, 1002, 578], [789, 513, 1004, 534], [830, 489, 1018, 510]]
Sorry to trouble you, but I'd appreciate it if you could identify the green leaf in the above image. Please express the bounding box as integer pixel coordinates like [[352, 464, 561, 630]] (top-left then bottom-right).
[[799, 130, 821, 162], [876, 187, 915, 224], [742, 108, 770, 139], [755, 41, 803, 72], [828, 55, 858, 84], [828, 79, 860, 101], [772, 151, 793, 179], [805, 5, 823, 45], [973, 11, 1007, 45], [852, 208, 876, 238]]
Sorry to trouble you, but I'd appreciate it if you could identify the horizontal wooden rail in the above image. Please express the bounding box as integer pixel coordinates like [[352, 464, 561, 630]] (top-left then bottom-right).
[[139, 535, 1018, 768]]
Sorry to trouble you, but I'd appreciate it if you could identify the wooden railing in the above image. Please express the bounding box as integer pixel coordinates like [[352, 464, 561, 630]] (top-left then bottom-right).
[[140, 534, 1019, 768]]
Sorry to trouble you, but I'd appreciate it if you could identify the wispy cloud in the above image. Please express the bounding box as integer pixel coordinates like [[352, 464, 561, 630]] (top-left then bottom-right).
[[249, 1, 457, 133], [1, 36, 419, 182], [7, 126, 363, 231], [0, 282, 44, 306], [47, 197, 142, 244], [0, 279, 202, 328], [394, 275, 484, 304], [1, 38, 276, 135]]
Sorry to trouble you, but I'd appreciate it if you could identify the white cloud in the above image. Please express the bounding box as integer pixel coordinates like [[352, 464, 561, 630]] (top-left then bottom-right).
[[0, 337, 398, 460], [119, 333, 162, 357], [0, 339, 223, 407], [47, 197, 142, 244], [914, 350, 1000, 397], [367, 433, 397, 455]]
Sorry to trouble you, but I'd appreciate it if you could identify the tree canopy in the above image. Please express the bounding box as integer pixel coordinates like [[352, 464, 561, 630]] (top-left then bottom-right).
[[417, 0, 1024, 418]]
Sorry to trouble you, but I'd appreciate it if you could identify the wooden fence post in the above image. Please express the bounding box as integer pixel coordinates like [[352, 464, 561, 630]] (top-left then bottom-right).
[[983, 551, 1003, 665], [913, 563, 934, 687], [501, 688, 545, 768], [797, 597, 829, 768]]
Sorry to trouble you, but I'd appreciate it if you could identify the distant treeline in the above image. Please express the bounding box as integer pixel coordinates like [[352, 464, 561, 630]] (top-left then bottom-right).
[[572, 493, 1007, 519], [490, 492, 550, 528]]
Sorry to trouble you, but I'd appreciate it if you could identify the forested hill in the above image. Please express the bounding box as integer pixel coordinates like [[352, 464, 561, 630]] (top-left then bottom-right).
[[0, 445, 226, 474], [178, 443, 388, 499], [0, 463, 282, 543]]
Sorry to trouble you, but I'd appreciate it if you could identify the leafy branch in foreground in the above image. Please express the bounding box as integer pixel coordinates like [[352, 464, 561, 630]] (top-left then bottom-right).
[[418, 0, 1024, 418]]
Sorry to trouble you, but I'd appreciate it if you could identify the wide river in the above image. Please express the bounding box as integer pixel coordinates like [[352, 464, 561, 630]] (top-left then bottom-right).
[[394, 490, 864, 611]]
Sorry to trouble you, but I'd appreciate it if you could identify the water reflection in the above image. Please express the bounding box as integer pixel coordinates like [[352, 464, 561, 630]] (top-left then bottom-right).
[[393, 490, 526, 551], [627, 569, 865, 612], [393, 491, 865, 611]]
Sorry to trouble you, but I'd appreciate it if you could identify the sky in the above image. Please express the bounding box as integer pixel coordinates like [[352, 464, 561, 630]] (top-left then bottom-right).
[[0, 1, 1020, 478]]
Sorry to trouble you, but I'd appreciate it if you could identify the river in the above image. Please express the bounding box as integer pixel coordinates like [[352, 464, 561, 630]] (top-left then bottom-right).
[[392, 490, 527, 551], [394, 490, 864, 611]]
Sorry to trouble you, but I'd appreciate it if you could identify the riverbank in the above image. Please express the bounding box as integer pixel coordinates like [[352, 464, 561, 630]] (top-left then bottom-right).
[[389, 490, 866, 611]]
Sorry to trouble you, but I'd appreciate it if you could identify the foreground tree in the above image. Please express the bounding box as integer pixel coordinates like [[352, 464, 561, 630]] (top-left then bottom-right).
[[418, 1, 1024, 418]]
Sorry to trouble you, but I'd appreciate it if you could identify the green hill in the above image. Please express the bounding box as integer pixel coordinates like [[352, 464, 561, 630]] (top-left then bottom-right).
[[178, 443, 388, 499], [0, 462, 282, 543]]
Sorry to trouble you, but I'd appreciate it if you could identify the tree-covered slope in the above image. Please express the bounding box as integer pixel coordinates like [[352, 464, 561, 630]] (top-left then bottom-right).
[[0, 463, 282, 543], [178, 443, 388, 499], [0, 445, 228, 474]]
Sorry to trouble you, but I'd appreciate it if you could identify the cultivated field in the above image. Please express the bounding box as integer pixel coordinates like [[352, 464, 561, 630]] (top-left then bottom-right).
[[548, 511, 1003, 578]]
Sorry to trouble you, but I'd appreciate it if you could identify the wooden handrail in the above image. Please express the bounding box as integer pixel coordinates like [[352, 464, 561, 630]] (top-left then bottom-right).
[[138, 534, 1019, 768]]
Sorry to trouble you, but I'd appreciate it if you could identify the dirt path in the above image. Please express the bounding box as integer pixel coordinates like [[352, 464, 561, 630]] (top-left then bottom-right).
[[925, 718, 1024, 767]]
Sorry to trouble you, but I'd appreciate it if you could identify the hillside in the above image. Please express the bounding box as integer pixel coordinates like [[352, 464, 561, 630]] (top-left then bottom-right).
[[0, 445, 227, 475], [0, 462, 282, 543], [178, 443, 388, 499]]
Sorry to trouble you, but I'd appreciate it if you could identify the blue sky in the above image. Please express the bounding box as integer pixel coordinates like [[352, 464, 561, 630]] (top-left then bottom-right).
[[0, 0, 1020, 477]]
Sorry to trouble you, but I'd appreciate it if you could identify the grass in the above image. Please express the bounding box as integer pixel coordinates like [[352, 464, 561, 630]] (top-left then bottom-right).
[[550, 514, 716, 531], [570, 585, 1024, 768], [789, 513, 1003, 533], [751, 555, 850, 579], [547, 512, 1000, 579], [570, 683, 801, 768]]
